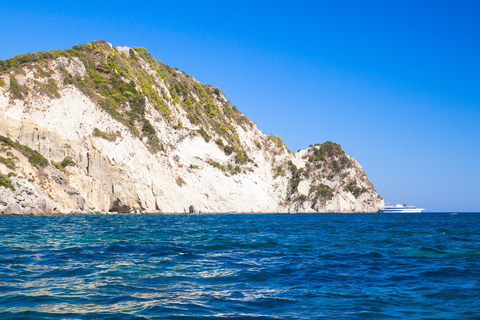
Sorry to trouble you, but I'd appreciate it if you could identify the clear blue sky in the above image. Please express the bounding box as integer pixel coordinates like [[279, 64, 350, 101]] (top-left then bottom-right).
[[1, 0, 479, 212]]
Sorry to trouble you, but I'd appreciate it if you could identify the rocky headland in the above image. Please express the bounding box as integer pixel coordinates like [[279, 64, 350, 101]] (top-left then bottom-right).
[[0, 40, 384, 214]]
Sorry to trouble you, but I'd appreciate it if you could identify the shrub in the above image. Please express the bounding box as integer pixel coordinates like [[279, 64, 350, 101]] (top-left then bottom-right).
[[0, 173, 15, 191], [47, 79, 60, 98], [332, 160, 340, 173], [93, 128, 117, 142], [34, 78, 60, 99], [311, 184, 334, 207], [0, 135, 48, 168], [9, 77, 27, 100], [184, 99, 193, 108], [287, 161, 302, 196], [215, 139, 224, 147], [235, 151, 247, 164], [344, 181, 366, 198], [270, 134, 284, 148], [223, 146, 233, 155], [173, 121, 183, 130], [0, 156, 16, 170], [316, 141, 347, 159], [28, 152, 49, 168], [53, 157, 76, 171], [198, 128, 211, 142], [142, 120, 156, 136], [187, 112, 197, 124], [207, 159, 222, 170], [61, 157, 76, 168]]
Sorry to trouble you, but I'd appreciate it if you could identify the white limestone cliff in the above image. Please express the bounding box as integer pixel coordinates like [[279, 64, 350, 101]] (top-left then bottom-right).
[[0, 43, 384, 214]]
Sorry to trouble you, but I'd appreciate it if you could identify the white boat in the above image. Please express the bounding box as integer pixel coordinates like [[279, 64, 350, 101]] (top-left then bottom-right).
[[380, 204, 425, 213]]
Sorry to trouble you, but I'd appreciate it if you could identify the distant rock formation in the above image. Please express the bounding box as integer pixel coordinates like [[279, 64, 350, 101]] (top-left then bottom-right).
[[0, 41, 384, 214]]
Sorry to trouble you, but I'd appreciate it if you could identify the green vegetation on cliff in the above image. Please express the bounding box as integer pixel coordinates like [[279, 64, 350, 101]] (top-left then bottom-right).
[[53, 157, 77, 172], [0, 173, 15, 191], [1, 40, 255, 159], [93, 128, 118, 142], [344, 180, 367, 199], [282, 141, 362, 207], [9, 76, 28, 100], [0, 136, 48, 168], [0, 49, 73, 73]]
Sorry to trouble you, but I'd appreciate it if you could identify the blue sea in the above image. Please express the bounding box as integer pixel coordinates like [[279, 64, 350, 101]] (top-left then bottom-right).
[[0, 213, 479, 319]]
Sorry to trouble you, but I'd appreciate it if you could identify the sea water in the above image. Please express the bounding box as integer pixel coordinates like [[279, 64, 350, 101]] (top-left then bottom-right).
[[0, 213, 479, 319]]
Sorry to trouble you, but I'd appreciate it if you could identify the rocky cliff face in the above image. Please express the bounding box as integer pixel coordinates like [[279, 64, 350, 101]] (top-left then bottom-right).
[[0, 41, 384, 214]]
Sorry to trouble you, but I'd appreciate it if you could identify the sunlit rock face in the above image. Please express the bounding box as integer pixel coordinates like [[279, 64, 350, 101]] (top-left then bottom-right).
[[0, 41, 384, 214]]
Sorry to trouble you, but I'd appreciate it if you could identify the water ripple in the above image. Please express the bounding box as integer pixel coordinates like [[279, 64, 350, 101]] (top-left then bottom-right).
[[0, 213, 479, 319]]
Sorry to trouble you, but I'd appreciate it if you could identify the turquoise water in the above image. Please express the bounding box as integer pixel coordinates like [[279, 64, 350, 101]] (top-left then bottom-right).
[[0, 213, 479, 319]]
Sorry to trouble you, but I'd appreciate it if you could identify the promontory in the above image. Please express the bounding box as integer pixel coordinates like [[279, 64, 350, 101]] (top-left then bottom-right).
[[0, 41, 384, 214]]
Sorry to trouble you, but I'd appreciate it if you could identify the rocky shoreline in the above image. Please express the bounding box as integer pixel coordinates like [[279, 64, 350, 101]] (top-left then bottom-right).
[[0, 176, 56, 215]]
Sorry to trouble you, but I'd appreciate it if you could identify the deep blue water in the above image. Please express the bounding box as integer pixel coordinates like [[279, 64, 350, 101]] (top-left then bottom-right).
[[0, 213, 479, 319]]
